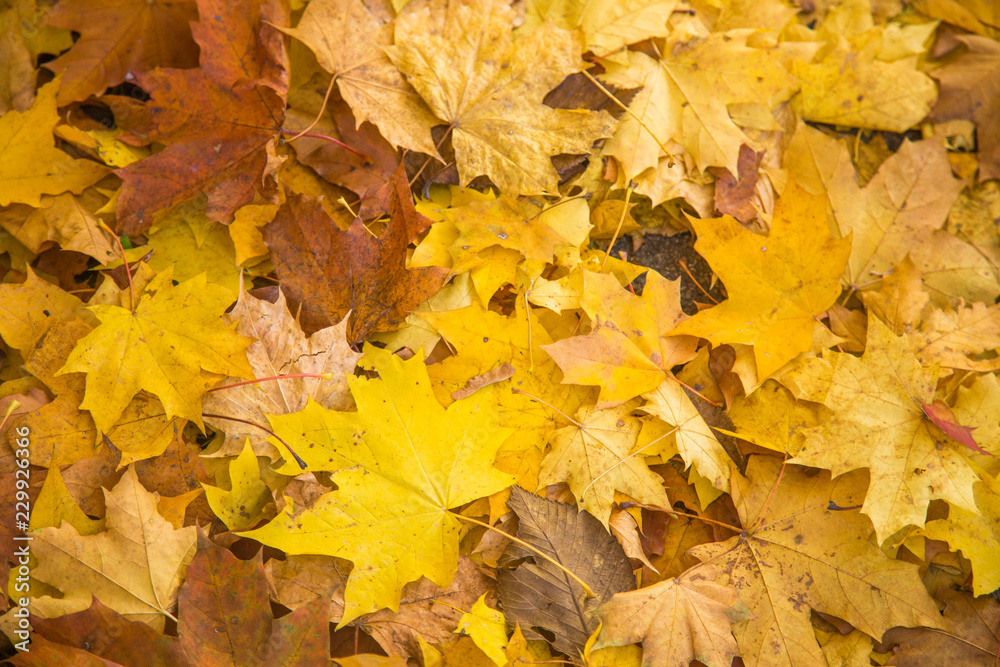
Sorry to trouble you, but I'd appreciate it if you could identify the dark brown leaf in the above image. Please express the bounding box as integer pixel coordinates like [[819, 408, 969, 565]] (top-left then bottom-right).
[[496, 486, 636, 656]]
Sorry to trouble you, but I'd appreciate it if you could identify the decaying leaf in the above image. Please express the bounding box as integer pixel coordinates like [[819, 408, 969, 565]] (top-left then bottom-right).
[[784, 314, 981, 541], [5, 1, 1000, 664], [265, 175, 448, 343], [595, 566, 746, 667], [690, 457, 945, 667], [496, 486, 635, 656]]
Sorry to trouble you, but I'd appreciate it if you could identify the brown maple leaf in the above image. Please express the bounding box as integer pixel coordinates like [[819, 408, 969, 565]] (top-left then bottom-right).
[[44, 0, 199, 105], [115, 0, 289, 234], [264, 165, 448, 343]]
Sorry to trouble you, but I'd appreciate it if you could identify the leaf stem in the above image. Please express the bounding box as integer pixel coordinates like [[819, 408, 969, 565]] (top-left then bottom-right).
[[201, 412, 307, 469], [511, 389, 585, 429], [207, 372, 336, 393], [98, 220, 135, 311], [1, 400, 22, 431], [285, 73, 338, 142], [409, 123, 455, 188], [601, 184, 633, 271], [280, 127, 370, 161], [620, 501, 742, 533], [451, 511, 596, 598], [748, 455, 788, 532], [677, 258, 719, 305]]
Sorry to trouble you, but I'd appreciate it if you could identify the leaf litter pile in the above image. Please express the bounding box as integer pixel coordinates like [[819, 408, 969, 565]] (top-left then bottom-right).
[[2, 0, 1000, 664]]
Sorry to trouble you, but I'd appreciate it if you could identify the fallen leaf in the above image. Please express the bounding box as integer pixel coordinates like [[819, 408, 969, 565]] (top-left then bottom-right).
[[43, 0, 198, 104], [202, 288, 361, 459], [0, 191, 117, 263], [594, 566, 746, 667], [387, 0, 615, 194], [521, 0, 677, 62], [931, 35, 1000, 180], [922, 400, 988, 455], [884, 588, 999, 666], [455, 594, 507, 667], [30, 467, 198, 629], [668, 179, 851, 380], [202, 439, 272, 530], [362, 556, 495, 658], [784, 314, 982, 541], [281, 0, 441, 156], [538, 400, 669, 527], [451, 363, 515, 401], [600, 36, 797, 176], [176, 531, 272, 665], [115, 0, 288, 234], [0, 77, 109, 207], [29, 598, 189, 666], [242, 348, 514, 623], [689, 457, 945, 667], [496, 486, 636, 657], [58, 267, 254, 432], [791, 17, 937, 132], [787, 126, 996, 303], [265, 188, 448, 343]]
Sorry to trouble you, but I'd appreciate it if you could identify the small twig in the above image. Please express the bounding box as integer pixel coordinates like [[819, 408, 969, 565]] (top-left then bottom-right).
[[201, 412, 307, 469], [665, 373, 722, 408], [451, 512, 596, 598], [601, 184, 634, 271], [409, 123, 455, 187], [512, 389, 585, 429]]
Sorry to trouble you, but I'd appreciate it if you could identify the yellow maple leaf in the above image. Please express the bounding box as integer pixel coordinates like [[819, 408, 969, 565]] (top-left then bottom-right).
[[30, 467, 197, 629], [791, 4, 937, 132], [520, 0, 678, 62], [438, 195, 590, 277], [784, 314, 982, 541], [242, 347, 514, 623], [594, 567, 745, 667], [543, 269, 697, 406], [786, 126, 997, 303], [420, 300, 587, 461], [203, 439, 272, 530], [0, 191, 117, 263], [0, 77, 109, 207], [667, 180, 851, 380], [58, 266, 254, 432], [281, 0, 441, 156], [600, 35, 797, 177], [538, 400, 669, 526], [456, 594, 508, 667], [0, 268, 84, 352], [690, 457, 944, 667], [386, 0, 615, 194]]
